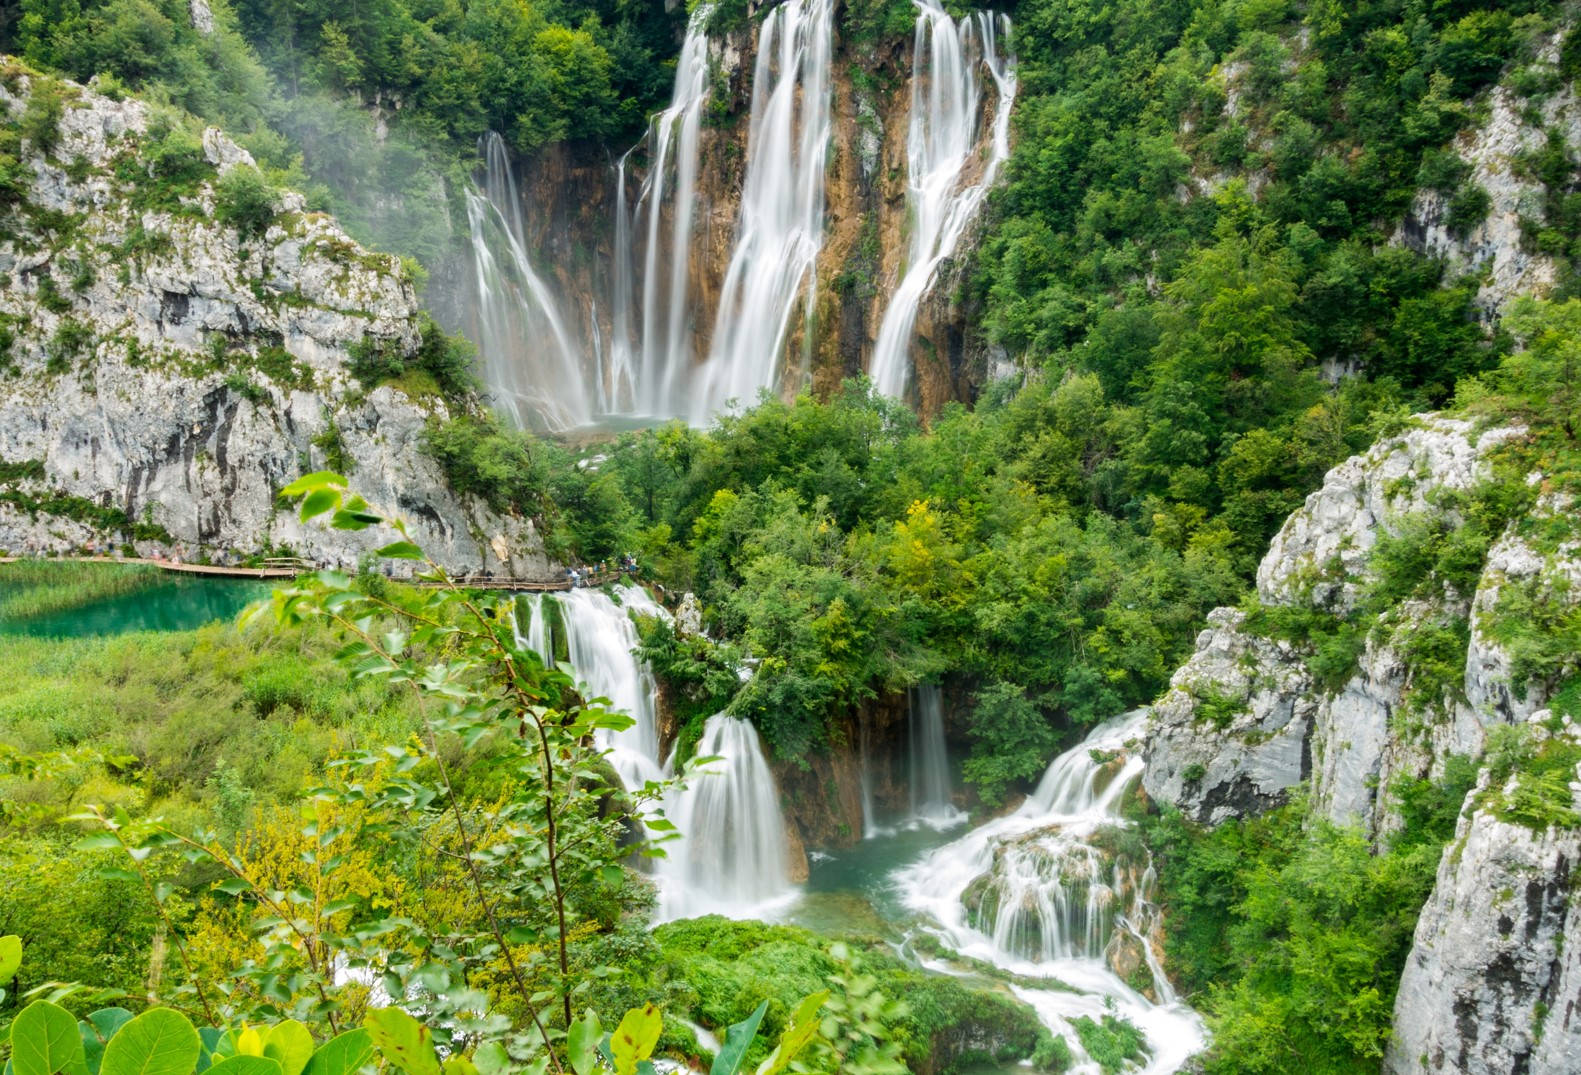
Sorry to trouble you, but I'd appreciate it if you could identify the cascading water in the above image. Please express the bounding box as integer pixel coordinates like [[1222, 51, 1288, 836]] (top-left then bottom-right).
[[868, 0, 1016, 400], [655, 713, 795, 922], [690, 0, 834, 424], [514, 592, 553, 664], [893, 713, 1206, 1071], [908, 684, 965, 827], [555, 584, 671, 789], [466, 132, 589, 431]]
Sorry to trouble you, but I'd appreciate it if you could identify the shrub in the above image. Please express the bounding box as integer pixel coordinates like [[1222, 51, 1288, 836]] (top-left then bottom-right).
[[214, 165, 278, 240]]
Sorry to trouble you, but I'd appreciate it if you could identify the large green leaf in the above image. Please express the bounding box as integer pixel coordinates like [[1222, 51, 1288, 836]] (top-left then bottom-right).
[[362, 1011, 440, 1075], [300, 1030, 373, 1075], [609, 1005, 661, 1075], [13, 1001, 87, 1075], [100, 1009, 200, 1075], [0, 936, 21, 983], [205, 1057, 283, 1075], [80, 1010, 135, 1075], [567, 1011, 602, 1075], [708, 1002, 767, 1075], [262, 1023, 314, 1075]]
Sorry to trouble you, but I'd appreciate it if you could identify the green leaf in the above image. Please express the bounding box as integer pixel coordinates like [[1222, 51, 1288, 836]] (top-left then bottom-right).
[[440, 1061, 476, 1075], [0, 936, 20, 984], [330, 509, 382, 531], [213, 878, 254, 895], [567, 1011, 602, 1075], [610, 1005, 661, 1075], [709, 1001, 767, 1075], [470, 1044, 508, 1075], [301, 1030, 373, 1075], [375, 542, 425, 561], [262, 1023, 313, 1075], [301, 488, 340, 520], [754, 992, 827, 1075], [280, 473, 346, 497], [206, 1057, 283, 1075], [100, 1009, 200, 1075], [362, 1010, 440, 1075], [80, 1010, 134, 1075], [13, 1001, 87, 1075]]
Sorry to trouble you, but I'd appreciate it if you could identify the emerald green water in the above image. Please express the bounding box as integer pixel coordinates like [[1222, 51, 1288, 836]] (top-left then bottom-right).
[[0, 573, 273, 637]]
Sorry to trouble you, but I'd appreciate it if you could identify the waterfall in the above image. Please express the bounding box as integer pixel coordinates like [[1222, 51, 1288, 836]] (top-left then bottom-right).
[[691, 0, 834, 424], [628, 9, 714, 419], [655, 714, 795, 921], [465, 132, 589, 431], [513, 593, 553, 664], [908, 684, 965, 827], [868, 0, 1016, 401], [893, 713, 1205, 1071], [555, 584, 671, 789]]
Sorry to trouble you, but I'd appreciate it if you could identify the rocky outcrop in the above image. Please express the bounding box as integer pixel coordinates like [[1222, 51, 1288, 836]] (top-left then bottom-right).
[[1143, 418, 1522, 831], [0, 69, 554, 576], [1395, 37, 1581, 315], [1384, 742, 1581, 1074]]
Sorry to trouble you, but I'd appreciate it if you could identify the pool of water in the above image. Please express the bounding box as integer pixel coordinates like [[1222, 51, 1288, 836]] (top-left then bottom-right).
[[0, 573, 273, 637]]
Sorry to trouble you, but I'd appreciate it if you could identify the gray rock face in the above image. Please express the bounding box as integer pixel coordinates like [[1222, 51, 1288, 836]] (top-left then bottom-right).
[[1144, 419, 1519, 830], [1384, 756, 1581, 1075], [0, 71, 554, 577], [1395, 37, 1581, 316]]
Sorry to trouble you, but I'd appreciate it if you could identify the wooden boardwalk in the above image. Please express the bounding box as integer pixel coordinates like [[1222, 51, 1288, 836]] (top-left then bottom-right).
[[0, 555, 625, 592]]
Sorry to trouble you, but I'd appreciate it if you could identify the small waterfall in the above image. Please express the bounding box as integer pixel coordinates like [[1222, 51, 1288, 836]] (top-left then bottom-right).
[[868, 0, 1016, 400], [859, 717, 880, 838], [893, 713, 1205, 1071], [556, 585, 670, 789], [513, 593, 553, 664], [691, 0, 835, 424], [465, 132, 589, 431], [656, 714, 794, 921], [908, 684, 965, 827]]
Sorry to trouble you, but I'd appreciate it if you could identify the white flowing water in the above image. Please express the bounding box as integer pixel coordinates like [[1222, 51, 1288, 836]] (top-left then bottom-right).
[[655, 713, 796, 922], [465, 132, 588, 431], [690, 0, 834, 424], [892, 713, 1206, 1072], [556, 584, 671, 789], [907, 684, 965, 827], [868, 0, 1016, 401], [514, 593, 553, 665]]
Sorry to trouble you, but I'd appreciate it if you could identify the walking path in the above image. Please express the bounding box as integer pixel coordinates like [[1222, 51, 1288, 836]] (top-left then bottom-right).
[[0, 555, 627, 592]]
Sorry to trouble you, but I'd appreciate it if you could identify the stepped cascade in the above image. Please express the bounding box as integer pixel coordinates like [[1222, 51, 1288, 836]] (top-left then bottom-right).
[[868, 0, 1017, 400], [654, 713, 795, 922], [465, 132, 587, 431], [907, 684, 965, 826], [464, 0, 1013, 429], [893, 713, 1205, 1070]]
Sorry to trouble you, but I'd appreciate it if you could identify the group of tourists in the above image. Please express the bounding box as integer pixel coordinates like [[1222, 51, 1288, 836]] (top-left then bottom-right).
[[564, 554, 641, 589]]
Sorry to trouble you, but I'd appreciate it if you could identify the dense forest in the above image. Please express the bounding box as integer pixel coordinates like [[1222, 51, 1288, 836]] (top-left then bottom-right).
[[3, 0, 1581, 1072]]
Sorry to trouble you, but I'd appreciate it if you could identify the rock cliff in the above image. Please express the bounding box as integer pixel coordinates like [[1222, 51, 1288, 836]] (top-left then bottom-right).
[[0, 66, 553, 575]]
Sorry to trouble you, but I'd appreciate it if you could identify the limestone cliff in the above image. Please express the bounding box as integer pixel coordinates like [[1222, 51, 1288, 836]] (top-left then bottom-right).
[[0, 67, 553, 576]]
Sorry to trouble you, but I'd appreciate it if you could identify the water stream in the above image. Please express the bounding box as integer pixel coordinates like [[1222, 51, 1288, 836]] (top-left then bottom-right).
[[465, 132, 588, 431], [907, 683, 965, 827], [691, 0, 835, 424], [868, 0, 1017, 400]]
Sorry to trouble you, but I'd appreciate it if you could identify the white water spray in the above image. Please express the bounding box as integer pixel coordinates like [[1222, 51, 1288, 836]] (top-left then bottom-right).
[[691, 0, 834, 424], [465, 132, 589, 431], [893, 713, 1206, 1071], [656, 714, 795, 921], [869, 0, 1016, 401]]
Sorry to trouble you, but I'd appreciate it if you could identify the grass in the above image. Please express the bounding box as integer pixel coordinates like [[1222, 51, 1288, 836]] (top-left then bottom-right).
[[0, 561, 162, 620]]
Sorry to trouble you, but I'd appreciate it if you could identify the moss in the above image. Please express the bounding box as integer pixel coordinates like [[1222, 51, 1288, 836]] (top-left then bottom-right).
[[1071, 1014, 1147, 1075], [46, 318, 94, 374]]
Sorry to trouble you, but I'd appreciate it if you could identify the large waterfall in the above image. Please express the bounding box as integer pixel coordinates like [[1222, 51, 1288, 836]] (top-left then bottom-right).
[[465, 132, 588, 431], [655, 713, 795, 922], [892, 713, 1205, 1070], [868, 0, 1017, 400], [908, 684, 964, 826], [691, 0, 835, 424]]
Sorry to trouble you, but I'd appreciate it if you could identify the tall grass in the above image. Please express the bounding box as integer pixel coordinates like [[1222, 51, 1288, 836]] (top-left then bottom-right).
[[0, 561, 163, 620]]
